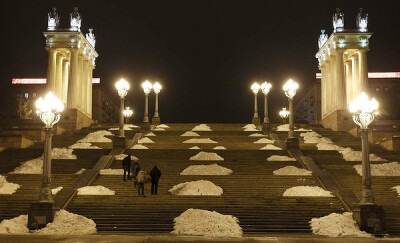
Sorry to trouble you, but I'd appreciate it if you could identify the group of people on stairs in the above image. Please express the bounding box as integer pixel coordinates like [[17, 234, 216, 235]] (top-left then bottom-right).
[[122, 154, 162, 197]]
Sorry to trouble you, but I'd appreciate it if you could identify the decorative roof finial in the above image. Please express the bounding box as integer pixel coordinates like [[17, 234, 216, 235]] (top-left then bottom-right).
[[86, 28, 96, 48], [70, 7, 82, 31], [356, 8, 368, 32], [318, 29, 328, 49], [332, 8, 344, 32], [47, 7, 59, 31]]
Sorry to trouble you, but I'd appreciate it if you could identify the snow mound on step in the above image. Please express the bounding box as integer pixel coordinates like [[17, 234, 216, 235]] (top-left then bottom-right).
[[276, 124, 289, 131], [392, 186, 400, 196], [183, 138, 217, 144], [11, 157, 43, 174], [78, 130, 113, 143], [316, 142, 340, 151], [138, 137, 155, 144], [131, 144, 148, 149], [180, 164, 233, 175], [154, 128, 165, 131], [0, 215, 29, 234], [51, 186, 63, 195], [69, 142, 101, 149], [248, 133, 267, 137], [244, 127, 259, 132], [0, 175, 20, 194], [310, 212, 372, 237], [75, 168, 85, 174], [192, 124, 212, 131], [295, 128, 312, 132], [260, 144, 282, 150], [354, 162, 400, 176], [169, 180, 223, 196], [283, 186, 333, 197], [172, 208, 242, 237], [213, 146, 227, 150], [340, 147, 387, 162], [189, 146, 200, 150], [190, 152, 224, 161], [273, 166, 312, 176], [99, 169, 124, 175], [145, 132, 156, 137], [181, 131, 200, 137], [157, 124, 170, 128], [242, 124, 257, 129], [51, 148, 77, 159], [114, 154, 138, 161], [77, 185, 115, 195], [108, 124, 133, 131], [267, 155, 296, 161], [254, 138, 274, 144]]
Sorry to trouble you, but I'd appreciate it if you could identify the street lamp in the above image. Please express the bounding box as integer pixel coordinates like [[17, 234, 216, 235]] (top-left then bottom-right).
[[152, 82, 162, 125], [123, 106, 134, 124], [142, 80, 152, 129], [283, 79, 299, 149], [279, 107, 289, 124], [115, 78, 130, 137], [349, 92, 384, 234], [261, 81, 272, 131], [251, 82, 261, 125]]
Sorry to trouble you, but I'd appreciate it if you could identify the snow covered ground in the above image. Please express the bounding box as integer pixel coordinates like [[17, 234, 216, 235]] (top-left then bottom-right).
[[137, 137, 155, 144], [310, 212, 372, 237], [131, 144, 148, 149], [190, 152, 224, 161], [180, 164, 233, 175], [242, 124, 256, 129], [392, 186, 400, 196], [244, 127, 259, 132], [108, 124, 134, 131], [157, 124, 170, 129], [78, 130, 113, 143], [69, 142, 101, 149], [283, 186, 333, 197], [273, 166, 312, 176], [340, 148, 386, 162], [51, 186, 63, 195], [114, 154, 138, 161], [181, 131, 200, 137], [213, 146, 227, 150], [248, 133, 267, 137], [77, 185, 115, 195], [189, 146, 200, 150], [172, 208, 243, 237], [0, 210, 96, 235], [0, 175, 20, 194], [154, 128, 165, 131], [253, 138, 274, 144], [169, 180, 223, 196], [75, 168, 86, 174], [260, 144, 282, 150], [183, 138, 217, 144], [354, 162, 400, 176], [99, 169, 124, 175], [267, 155, 296, 161], [192, 124, 212, 131], [276, 124, 289, 131], [145, 132, 156, 136]]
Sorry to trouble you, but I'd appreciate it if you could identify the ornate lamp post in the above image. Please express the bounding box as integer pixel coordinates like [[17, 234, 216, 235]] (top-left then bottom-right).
[[142, 80, 152, 130], [279, 107, 289, 124], [261, 81, 272, 131], [251, 82, 261, 125], [349, 92, 384, 234], [152, 82, 162, 125], [115, 78, 130, 137], [123, 106, 133, 124], [283, 79, 299, 149], [28, 92, 63, 229]]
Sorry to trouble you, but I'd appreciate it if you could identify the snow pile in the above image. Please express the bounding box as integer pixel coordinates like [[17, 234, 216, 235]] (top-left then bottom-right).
[[267, 155, 296, 161], [138, 137, 155, 144], [295, 128, 312, 132], [131, 144, 148, 149], [392, 186, 400, 196], [0, 210, 96, 235], [316, 143, 340, 151], [51, 186, 63, 195], [75, 168, 85, 174], [108, 124, 133, 131], [192, 124, 212, 131], [340, 148, 387, 162], [189, 146, 200, 150], [172, 209, 242, 237], [260, 144, 282, 150], [180, 164, 233, 175], [169, 180, 223, 196], [69, 142, 101, 149], [248, 133, 267, 137], [51, 148, 77, 159], [254, 138, 274, 144], [126, 124, 139, 128], [77, 185, 115, 195], [145, 132, 156, 137], [244, 127, 259, 132], [11, 157, 43, 174], [283, 186, 333, 197], [78, 130, 113, 143], [243, 124, 256, 129], [157, 124, 170, 129], [276, 124, 289, 131], [114, 154, 138, 161], [0, 175, 20, 194], [183, 138, 218, 144], [273, 166, 312, 176], [181, 131, 200, 137], [99, 169, 124, 175], [213, 146, 227, 150], [154, 128, 165, 131], [190, 152, 224, 161], [310, 212, 372, 237], [354, 162, 400, 176]]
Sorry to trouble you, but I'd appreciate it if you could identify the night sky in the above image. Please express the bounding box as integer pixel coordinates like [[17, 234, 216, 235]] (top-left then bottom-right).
[[1, 0, 400, 123]]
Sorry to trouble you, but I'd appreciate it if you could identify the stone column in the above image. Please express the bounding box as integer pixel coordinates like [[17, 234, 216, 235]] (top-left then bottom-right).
[[352, 54, 359, 100], [335, 50, 346, 110], [67, 49, 79, 109], [46, 49, 57, 93], [325, 60, 331, 113], [320, 65, 327, 117], [62, 60, 69, 105], [359, 50, 369, 93], [330, 54, 337, 111], [78, 54, 84, 111], [55, 54, 64, 99], [82, 60, 88, 114], [345, 60, 352, 106], [87, 65, 93, 118]]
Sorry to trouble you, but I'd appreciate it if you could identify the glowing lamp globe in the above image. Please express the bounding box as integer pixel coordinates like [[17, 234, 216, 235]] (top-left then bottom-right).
[[261, 81, 272, 95], [251, 82, 260, 94], [349, 92, 379, 129], [115, 78, 130, 98], [283, 79, 299, 99], [35, 92, 64, 128], [279, 107, 290, 119], [153, 82, 162, 94], [142, 80, 153, 94], [123, 107, 134, 118]]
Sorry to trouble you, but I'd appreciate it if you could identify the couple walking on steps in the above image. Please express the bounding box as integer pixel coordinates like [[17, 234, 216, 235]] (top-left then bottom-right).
[[122, 154, 162, 196]]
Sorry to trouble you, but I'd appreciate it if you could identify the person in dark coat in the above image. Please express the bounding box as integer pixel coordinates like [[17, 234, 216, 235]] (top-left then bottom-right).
[[149, 165, 162, 195], [122, 154, 132, 181], [131, 161, 141, 188]]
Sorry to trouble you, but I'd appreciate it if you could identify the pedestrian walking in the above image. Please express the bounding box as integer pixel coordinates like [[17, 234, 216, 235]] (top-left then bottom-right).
[[149, 165, 161, 195], [122, 154, 132, 181], [137, 170, 146, 196], [132, 161, 141, 188]]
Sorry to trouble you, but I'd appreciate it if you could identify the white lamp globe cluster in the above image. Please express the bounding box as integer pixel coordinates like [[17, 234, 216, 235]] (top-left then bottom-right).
[[142, 80, 153, 94], [35, 92, 64, 128], [153, 82, 162, 94], [283, 79, 299, 99], [115, 78, 130, 98], [349, 92, 379, 129], [123, 107, 134, 118], [261, 81, 272, 95], [251, 82, 261, 94]]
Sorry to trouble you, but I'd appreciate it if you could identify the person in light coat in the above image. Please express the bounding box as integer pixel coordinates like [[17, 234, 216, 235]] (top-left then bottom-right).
[[136, 170, 146, 196]]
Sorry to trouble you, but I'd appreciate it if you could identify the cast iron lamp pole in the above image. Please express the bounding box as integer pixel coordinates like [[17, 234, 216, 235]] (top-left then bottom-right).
[[142, 80, 152, 129], [283, 79, 299, 149], [152, 82, 162, 125], [115, 78, 130, 137], [261, 82, 272, 131], [251, 82, 261, 125]]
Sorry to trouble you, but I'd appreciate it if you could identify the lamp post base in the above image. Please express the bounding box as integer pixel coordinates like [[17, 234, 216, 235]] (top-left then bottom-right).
[[141, 121, 151, 131], [252, 117, 260, 126], [28, 202, 57, 230], [353, 204, 385, 235], [152, 117, 161, 126], [285, 137, 299, 150], [262, 123, 271, 133], [112, 136, 127, 149]]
